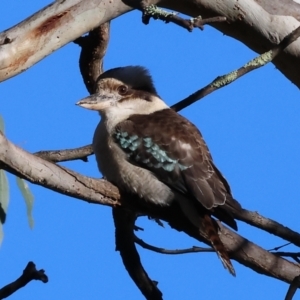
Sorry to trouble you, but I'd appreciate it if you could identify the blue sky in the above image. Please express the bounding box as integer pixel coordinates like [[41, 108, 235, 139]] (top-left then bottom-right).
[[1, 1, 300, 299]]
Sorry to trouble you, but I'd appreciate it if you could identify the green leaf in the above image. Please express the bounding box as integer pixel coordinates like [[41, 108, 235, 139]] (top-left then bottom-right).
[[0, 115, 5, 133], [16, 177, 34, 229], [0, 169, 9, 224], [0, 222, 3, 246]]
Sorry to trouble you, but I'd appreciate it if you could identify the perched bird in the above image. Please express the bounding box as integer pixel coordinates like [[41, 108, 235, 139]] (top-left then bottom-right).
[[76, 66, 241, 275]]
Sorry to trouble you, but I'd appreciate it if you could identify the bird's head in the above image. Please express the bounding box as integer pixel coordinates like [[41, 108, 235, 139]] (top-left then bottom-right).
[[76, 66, 169, 127]]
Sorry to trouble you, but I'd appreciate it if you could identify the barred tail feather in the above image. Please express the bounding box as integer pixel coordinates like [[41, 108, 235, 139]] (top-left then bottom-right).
[[202, 214, 236, 276], [176, 195, 236, 275]]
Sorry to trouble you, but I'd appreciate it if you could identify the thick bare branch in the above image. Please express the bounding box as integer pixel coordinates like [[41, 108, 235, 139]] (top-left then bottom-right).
[[219, 225, 300, 282], [1, 0, 300, 86], [113, 208, 163, 300], [0, 131, 119, 206], [74, 22, 110, 94], [255, 0, 300, 21], [0, 0, 132, 82]]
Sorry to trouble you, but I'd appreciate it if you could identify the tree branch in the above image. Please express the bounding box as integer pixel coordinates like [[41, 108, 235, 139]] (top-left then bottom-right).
[[140, 4, 226, 31], [1, 0, 300, 86], [1, 130, 300, 285], [34, 144, 93, 163], [231, 209, 300, 248], [0, 262, 48, 299], [268, 243, 291, 252], [134, 235, 214, 254], [155, 204, 300, 283], [172, 25, 300, 111], [0, 0, 132, 82], [0, 131, 120, 207], [74, 22, 110, 94], [113, 208, 163, 300]]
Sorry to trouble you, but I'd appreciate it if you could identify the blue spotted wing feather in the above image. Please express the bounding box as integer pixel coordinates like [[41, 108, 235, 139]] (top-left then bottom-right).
[[113, 109, 240, 229]]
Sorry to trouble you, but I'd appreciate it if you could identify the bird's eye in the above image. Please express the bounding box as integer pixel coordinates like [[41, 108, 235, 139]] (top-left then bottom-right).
[[117, 85, 128, 95]]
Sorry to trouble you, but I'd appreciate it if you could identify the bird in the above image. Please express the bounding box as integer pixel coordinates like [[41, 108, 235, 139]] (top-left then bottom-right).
[[76, 66, 241, 276]]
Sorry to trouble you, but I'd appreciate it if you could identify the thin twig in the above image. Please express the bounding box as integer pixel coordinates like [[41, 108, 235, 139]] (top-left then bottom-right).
[[231, 209, 300, 248], [268, 242, 291, 252], [141, 4, 226, 32], [134, 235, 214, 254], [0, 262, 48, 299], [172, 25, 300, 112], [34, 144, 93, 163], [148, 216, 164, 227]]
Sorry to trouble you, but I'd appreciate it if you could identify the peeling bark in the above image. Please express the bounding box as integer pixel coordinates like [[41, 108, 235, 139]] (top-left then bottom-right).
[[1, 0, 300, 86], [0, 0, 132, 81]]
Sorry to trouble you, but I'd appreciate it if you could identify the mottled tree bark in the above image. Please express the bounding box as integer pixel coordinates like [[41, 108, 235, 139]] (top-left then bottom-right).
[[1, 0, 300, 86]]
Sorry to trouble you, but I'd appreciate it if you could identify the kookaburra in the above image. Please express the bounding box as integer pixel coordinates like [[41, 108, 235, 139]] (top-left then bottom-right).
[[76, 66, 241, 276]]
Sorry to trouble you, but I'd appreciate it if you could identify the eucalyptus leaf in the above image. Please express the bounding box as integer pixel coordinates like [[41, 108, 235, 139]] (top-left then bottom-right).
[[0, 169, 9, 224], [16, 177, 34, 229], [0, 222, 3, 246], [0, 115, 5, 132]]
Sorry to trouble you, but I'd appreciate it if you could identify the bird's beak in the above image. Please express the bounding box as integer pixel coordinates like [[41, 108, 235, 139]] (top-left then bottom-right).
[[76, 94, 114, 111]]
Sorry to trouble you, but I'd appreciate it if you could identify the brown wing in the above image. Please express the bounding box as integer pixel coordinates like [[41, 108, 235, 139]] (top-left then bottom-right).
[[114, 108, 237, 211]]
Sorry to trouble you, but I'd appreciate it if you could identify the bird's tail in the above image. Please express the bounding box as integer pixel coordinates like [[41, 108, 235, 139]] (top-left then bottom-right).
[[175, 194, 235, 275], [202, 214, 236, 276]]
